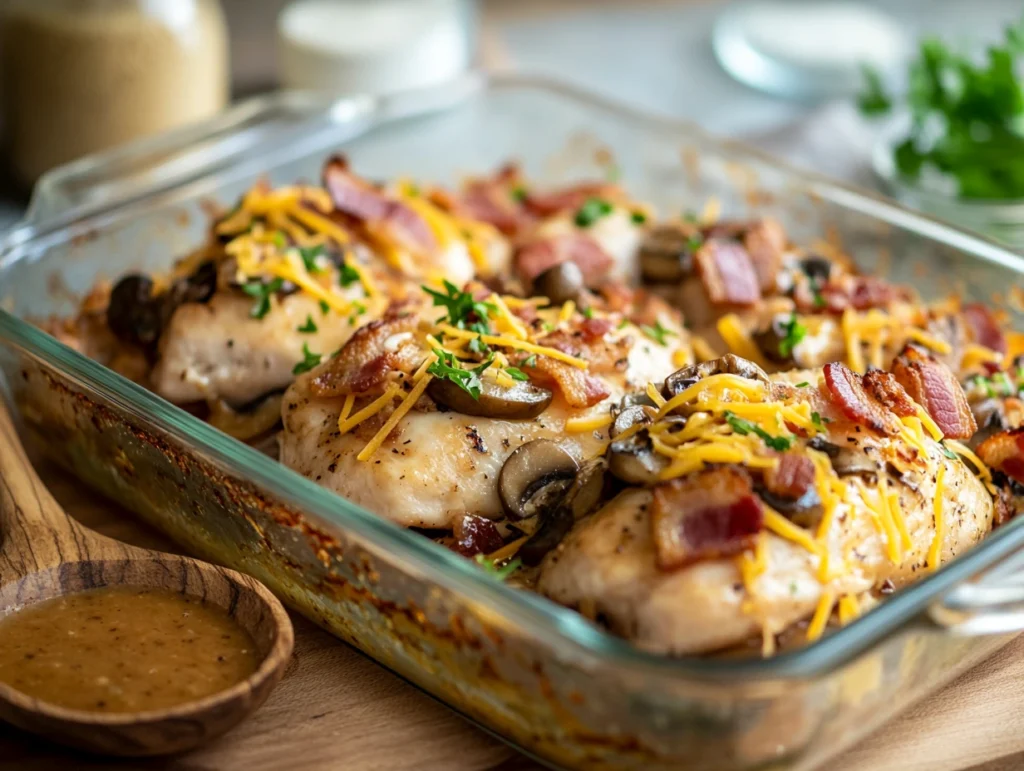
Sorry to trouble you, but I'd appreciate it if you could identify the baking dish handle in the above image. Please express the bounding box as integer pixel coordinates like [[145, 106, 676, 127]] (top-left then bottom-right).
[[19, 75, 485, 227], [929, 541, 1024, 635]]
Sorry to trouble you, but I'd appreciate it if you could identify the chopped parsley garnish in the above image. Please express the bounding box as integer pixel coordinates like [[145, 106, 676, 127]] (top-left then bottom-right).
[[617, 318, 630, 330], [940, 442, 959, 460], [574, 197, 613, 228], [582, 306, 595, 319], [338, 260, 361, 288], [971, 374, 995, 397], [522, 354, 538, 368], [319, 299, 331, 315], [504, 366, 529, 382], [686, 233, 704, 252], [640, 319, 675, 346], [778, 314, 808, 358], [630, 210, 647, 225], [796, 381, 810, 388], [292, 343, 322, 375], [813, 289, 826, 309], [347, 301, 366, 326], [473, 554, 521, 580], [427, 349, 494, 400], [811, 411, 832, 430], [297, 315, 318, 334], [271, 230, 287, 249], [423, 280, 496, 331], [724, 411, 793, 451], [467, 333, 491, 355], [242, 277, 285, 320], [298, 244, 324, 273], [510, 185, 527, 203]]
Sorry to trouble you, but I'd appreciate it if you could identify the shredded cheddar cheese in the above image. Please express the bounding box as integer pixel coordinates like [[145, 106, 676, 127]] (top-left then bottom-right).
[[565, 413, 615, 433], [717, 314, 769, 369], [927, 463, 947, 570], [807, 590, 836, 642], [357, 375, 434, 460], [338, 385, 400, 435]]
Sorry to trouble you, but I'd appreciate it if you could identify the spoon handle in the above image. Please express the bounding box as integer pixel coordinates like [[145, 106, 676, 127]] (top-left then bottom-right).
[[0, 400, 80, 573]]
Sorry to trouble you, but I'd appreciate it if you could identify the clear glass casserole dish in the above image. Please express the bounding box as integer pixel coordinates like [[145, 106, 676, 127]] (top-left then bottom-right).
[[3, 75, 1024, 771]]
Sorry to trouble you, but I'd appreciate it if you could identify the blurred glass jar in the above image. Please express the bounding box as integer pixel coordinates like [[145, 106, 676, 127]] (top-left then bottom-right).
[[1, 0, 229, 186]]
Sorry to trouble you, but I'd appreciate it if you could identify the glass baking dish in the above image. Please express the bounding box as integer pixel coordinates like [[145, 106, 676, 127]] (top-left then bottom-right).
[[3, 74, 1024, 771]]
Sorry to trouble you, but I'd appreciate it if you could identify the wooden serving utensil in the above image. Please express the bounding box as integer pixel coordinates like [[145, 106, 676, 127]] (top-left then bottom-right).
[[0, 401, 294, 756]]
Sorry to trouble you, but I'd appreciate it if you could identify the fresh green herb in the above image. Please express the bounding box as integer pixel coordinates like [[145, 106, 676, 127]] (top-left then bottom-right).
[[427, 349, 494, 400], [724, 411, 793, 451], [778, 314, 808, 358], [338, 260, 361, 288], [813, 288, 826, 309], [542, 321, 555, 332], [272, 230, 287, 249], [686, 233, 704, 252], [473, 554, 522, 580], [857, 64, 892, 116], [319, 299, 331, 315], [467, 334, 491, 355], [423, 280, 497, 331], [630, 210, 647, 225], [347, 301, 367, 327], [298, 244, 324, 273], [796, 381, 811, 388], [972, 374, 995, 397], [995, 371, 1015, 395], [574, 197, 613, 228], [789, 581, 799, 596], [640, 319, 675, 346], [522, 354, 538, 368], [859, 17, 1024, 199], [297, 315, 318, 334], [292, 343, 322, 375], [504, 366, 529, 382], [242, 277, 285, 320], [582, 306, 595, 319], [617, 318, 630, 330], [511, 185, 527, 203], [940, 442, 959, 460], [811, 411, 832, 430]]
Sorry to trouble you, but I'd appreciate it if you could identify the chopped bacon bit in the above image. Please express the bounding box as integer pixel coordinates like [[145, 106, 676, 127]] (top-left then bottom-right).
[[993, 484, 1017, 528], [430, 164, 532, 237], [523, 182, 621, 217], [531, 357, 610, 408], [822, 362, 902, 435], [580, 316, 614, 342], [651, 468, 764, 571], [891, 346, 977, 439], [863, 370, 917, 417], [762, 453, 816, 501], [742, 218, 786, 293], [322, 155, 437, 256], [515, 234, 615, 284], [977, 428, 1024, 485], [800, 274, 911, 314], [694, 239, 761, 306], [310, 315, 419, 397], [963, 303, 1007, 355], [452, 514, 504, 557]]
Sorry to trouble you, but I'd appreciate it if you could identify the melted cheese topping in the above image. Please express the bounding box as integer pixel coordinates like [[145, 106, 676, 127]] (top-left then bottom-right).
[[806, 589, 836, 642], [357, 374, 435, 460], [717, 314, 769, 369], [927, 463, 947, 570]]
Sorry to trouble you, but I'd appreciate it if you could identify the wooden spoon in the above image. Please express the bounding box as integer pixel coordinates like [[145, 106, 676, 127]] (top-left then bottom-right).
[[0, 402, 294, 756]]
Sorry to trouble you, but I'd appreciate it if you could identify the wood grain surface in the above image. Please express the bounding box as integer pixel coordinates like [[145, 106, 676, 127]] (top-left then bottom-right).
[[0, 451, 1021, 771]]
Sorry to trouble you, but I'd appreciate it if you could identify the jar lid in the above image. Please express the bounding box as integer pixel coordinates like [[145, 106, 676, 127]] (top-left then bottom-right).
[[278, 0, 471, 95]]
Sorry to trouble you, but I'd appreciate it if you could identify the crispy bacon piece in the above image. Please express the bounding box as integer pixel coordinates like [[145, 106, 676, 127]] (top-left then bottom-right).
[[580, 316, 614, 342], [515, 233, 615, 284], [694, 239, 761, 306], [863, 369, 917, 417], [452, 514, 504, 557], [531, 357, 611, 409], [523, 182, 622, 217], [798, 274, 911, 314], [963, 303, 1007, 355], [651, 468, 764, 571], [822, 362, 902, 435], [430, 164, 532, 237], [310, 315, 420, 397], [762, 453, 816, 502], [891, 346, 977, 439], [742, 218, 786, 293], [976, 428, 1024, 484], [322, 156, 437, 256]]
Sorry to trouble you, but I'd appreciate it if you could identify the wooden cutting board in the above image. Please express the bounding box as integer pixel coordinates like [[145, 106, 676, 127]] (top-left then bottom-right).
[[0, 456, 1022, 771]]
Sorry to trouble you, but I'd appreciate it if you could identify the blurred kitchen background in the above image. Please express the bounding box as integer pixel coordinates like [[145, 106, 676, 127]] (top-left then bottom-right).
[[0, 0, 1022, 237]]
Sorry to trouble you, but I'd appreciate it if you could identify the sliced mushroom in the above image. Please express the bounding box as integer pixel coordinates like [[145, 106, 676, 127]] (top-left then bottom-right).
[[608, 431, 668, 485], [662, 354, 771, 399], [499, 440, 579, 521], [798, 256, 833, 284], [533, 261, 584, 305], [517, 457, 609, 566], [428, 378, 553, 420], [638, 224, 697, 283], [611, 404, 651, 437], [807, 435, 879, 476]]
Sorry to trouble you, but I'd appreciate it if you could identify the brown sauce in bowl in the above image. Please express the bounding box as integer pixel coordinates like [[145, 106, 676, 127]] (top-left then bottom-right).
[[0, 586, 260, 713]]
